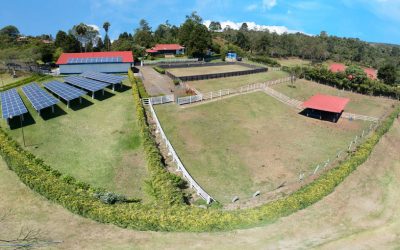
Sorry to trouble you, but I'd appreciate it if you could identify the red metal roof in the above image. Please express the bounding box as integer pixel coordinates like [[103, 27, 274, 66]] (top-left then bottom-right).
[[151, 44, 184, 51], [302, 94, 350, 113], [329, 63, 346, 73], [364, 68, 377, 80], [56, 51, 134, 65], [145, 49, 158, 53]]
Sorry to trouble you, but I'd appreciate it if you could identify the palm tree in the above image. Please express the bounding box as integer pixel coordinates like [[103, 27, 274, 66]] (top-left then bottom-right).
[[103, 21, 111, 51]]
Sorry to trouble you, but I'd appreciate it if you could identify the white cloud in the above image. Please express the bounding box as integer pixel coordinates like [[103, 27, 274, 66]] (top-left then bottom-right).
[[88, 24, 100, 31], [262, 0, 277, 10], [203, 20, 304, 34], [246, 4, 258, 11]]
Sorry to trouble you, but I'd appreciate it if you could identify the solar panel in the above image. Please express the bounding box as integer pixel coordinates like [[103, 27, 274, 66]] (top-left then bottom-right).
[[81, 72, 126, 84], [64, 76, 109, 92], [22, 83, 59, 111], [67, 57, 123, 64], [44, 81, 86, 101], [0, 88, 28, 119]]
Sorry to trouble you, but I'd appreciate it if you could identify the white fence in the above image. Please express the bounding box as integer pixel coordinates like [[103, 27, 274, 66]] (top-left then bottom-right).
[[143, 94, 174, 105], [176, 77, 293, 105], [147, 103, 214, 204]]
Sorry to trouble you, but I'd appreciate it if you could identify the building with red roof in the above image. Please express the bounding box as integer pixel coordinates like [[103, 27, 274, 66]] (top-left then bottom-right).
[[146, 44, 185, 56], [328, 63, 377, 80], [302, 94, 350, 122], [57, 51, 134, 74]]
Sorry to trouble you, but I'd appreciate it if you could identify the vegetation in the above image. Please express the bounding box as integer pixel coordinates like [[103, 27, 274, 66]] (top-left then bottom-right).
[[0, 74, 52, 91], [153, 66, 165, 74], [0, 67, 397, 231]]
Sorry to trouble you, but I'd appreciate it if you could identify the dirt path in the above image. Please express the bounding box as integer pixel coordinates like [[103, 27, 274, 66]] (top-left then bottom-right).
[[1, 119, 399, 249], [139, 66, 175, 96]]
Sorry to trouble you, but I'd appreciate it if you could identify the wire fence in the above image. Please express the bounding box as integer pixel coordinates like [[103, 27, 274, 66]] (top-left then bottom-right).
[[147, 102, 214, 204]]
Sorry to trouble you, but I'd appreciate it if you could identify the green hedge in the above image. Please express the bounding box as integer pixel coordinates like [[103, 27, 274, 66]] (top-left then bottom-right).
[[153, 66, 166, 74], [0, 74, 52, 91], [248, 55, 281, 67], [131, 74, 150, 98], [0, 68, 398, 232]]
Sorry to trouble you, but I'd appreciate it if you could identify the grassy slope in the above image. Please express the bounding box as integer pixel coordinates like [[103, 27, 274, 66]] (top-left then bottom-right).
[[0, 79, 147, 198], [0, 72, 31, 86], [155, 92, 368, 203], [189, 70, 289, 92], [1, 118, 398, 249], [272, 79, 396, 117], [276, 57, 311, 67]]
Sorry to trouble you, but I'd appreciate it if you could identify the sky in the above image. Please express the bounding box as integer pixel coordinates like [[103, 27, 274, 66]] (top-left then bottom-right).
[[1, 0, 400, 44]]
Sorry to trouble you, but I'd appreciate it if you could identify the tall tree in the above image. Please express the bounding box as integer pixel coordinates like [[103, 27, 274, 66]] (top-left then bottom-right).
[[208, 21, 222, 32], [54, 30, 80, 52], [0, 25, 20, 38], [378, 64, 397, 85], [133, 19, 154, 48], [103, 21, 111, 51], [239, 22, 248, 32], [70, 23, 99, 52]]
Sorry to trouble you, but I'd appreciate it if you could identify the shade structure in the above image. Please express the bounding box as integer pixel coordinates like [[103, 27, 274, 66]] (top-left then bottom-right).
[[302, 94, 350, 113]]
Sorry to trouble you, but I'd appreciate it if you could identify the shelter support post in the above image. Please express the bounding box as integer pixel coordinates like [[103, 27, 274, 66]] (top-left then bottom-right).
[[92, 92, 94, 99], [79, 97, 82, 104], [67, 100, 69, 109], [52, 105, 55, 113]]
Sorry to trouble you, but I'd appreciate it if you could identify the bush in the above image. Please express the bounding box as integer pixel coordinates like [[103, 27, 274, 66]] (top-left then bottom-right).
[[248, 55, 281, 67], [0, 74, 52, 91], [153, 66, 165, 74], [173, 79, 180, 86]]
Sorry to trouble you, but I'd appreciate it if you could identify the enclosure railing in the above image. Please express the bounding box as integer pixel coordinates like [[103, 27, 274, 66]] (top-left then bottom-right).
[[177, 76, 293, 105], [147, 102, 214, 204], [143, 58, 199, 65], [142, 94, 174, 105]]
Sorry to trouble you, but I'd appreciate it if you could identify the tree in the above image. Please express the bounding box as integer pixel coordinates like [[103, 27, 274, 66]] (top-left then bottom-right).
[[345, 65, 367, 84], [378, 64, 397, 85], [103, 21, 111, 51], [0, 25, 20, 38], [239, 22, 248, 32], [133, 19, 154, 48], [235, 31, 250, 50], [70, 23, 100, 52], [208, 21, 222, 32], [178, 12, 211, 57], [95, 37, 104, 52], [54, 30, 80, 52]]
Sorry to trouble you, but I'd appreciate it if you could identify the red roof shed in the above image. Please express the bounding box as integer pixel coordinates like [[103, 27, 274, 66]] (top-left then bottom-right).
[[56, 51, 134, 65], [302, 94, 350, 113]]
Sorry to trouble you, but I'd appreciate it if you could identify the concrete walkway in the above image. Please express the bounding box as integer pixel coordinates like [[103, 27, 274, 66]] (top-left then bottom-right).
[[139, 66, 175, 96]]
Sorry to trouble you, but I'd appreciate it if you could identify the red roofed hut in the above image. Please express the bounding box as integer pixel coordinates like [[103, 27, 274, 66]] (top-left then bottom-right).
[[146, 44, 185, 56], [56, 51, 134, 74], [302, 94, 350, 122]]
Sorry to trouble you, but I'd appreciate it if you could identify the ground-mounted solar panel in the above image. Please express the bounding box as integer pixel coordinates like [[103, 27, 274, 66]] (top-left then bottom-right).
[[64, 76, 109, 93], [81, 71, 126, 84], [44, 80, 87, 102], [0, 88, 28, 119], [22, 83, 59, 112]]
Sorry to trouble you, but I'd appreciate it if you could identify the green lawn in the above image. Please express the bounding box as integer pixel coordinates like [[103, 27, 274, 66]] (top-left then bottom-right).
[[0, 72, 32, 86], [189, 70, 289, 92], [1, 79, 148, 199], [276, 57, 311, 67], [167, 64, 253, 77], [155, 92, 369, 203], [272, 79, 397, 117]]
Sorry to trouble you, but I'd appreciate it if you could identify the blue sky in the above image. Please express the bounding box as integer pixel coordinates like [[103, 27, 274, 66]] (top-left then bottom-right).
[[1, 0, 400, 44]]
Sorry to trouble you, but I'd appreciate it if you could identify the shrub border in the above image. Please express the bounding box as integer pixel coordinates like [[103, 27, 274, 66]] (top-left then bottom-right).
[[0, 68, 398, 232]]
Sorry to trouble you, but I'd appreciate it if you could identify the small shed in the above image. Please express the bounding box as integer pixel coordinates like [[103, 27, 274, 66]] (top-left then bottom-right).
[[302, 94, 350, 122]]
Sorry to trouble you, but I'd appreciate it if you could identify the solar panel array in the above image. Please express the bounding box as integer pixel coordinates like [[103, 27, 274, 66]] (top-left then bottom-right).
[[0, 88, 28, 119], [67, 57, 123, 64], [64, 76, 109, 92], [81, 71, 126, 84], [22, 83, 59, 111], [44, 81, 87, 101]]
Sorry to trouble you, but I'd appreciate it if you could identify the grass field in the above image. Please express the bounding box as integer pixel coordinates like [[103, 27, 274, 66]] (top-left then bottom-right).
[[1, 118, 399, 249], [189, 70, 289, 92], [276, 57, 311, 67], [272, 79, 397, 117], [166, 64, 253, 77], [155, 92, 369, 203], [0, 79, 148, 199], [0, 72, 31, 86]]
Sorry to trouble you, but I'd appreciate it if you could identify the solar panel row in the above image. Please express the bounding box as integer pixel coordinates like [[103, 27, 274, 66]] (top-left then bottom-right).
[[67, 57, 123, 64], [64, 76, 110, 93], [81, 71, 126, 84], [22, 83, 59, 111], [0, 88, 28, 119], [44, 81, 87, 102]]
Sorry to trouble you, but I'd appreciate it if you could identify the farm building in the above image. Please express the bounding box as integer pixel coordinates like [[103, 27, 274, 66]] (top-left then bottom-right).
[[146, 44, 185, 56], [302, 94, 350, 122], [329, 63, 377, 80], [56, 51, 134, 74]]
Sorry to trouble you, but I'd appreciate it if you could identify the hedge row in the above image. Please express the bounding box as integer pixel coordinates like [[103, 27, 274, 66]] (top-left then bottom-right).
[[132, 74, 150, 98], [153, 66, 166, 74], [248, 55, 281, 67], [0, 74, 53, 91], [128, 69, 184, 205], [283, 65, 400, 99], [0, 69, 398, 231]]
